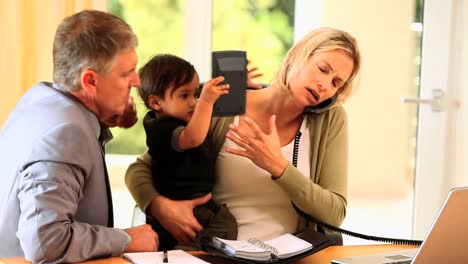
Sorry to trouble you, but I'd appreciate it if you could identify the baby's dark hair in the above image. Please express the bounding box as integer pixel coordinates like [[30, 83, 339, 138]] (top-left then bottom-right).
[[138, 54, 196, 109]]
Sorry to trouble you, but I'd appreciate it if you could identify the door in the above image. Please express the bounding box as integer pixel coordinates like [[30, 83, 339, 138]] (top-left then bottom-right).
[[412, 0, 467, 239]]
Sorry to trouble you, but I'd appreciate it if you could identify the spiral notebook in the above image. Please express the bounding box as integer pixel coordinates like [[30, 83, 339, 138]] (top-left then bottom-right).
[[205, 229, 334, 263]]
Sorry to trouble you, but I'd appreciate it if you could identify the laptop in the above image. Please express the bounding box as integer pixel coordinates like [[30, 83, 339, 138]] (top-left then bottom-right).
[[331, 187, 468, 264]]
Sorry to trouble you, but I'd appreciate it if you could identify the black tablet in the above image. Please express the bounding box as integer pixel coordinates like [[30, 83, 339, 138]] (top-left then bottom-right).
[[211, 50, 247, 116]]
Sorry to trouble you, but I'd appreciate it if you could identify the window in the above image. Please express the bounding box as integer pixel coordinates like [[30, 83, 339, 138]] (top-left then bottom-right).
[[108, 2, 424, 246], [107, 0, 293, 228], [212, 0, 294, 84], [107, 0, 294, 155], [107, 0, 187, 155]]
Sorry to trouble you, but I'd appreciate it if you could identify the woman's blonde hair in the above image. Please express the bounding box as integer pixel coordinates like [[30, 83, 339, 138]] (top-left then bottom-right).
[[53, 10, 138, 91], [271, 27, 361, 107]]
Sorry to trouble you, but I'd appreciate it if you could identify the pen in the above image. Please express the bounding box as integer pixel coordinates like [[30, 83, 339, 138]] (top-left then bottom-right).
[[163, 250, 168, 263]]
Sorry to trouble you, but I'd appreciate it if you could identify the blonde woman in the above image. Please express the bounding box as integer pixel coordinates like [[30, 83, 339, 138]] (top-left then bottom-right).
[[126, 27, 361, 246]]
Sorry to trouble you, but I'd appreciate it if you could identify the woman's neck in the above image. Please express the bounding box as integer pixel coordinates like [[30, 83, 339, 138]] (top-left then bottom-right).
[[246, 86, 304, 128]]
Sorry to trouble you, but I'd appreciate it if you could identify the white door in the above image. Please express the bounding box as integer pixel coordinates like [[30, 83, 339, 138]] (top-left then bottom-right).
[[412, 0, 468, 239]]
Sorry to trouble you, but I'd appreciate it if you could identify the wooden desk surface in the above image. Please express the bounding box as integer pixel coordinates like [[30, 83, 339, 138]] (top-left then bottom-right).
[[1, 244, 417, 264]]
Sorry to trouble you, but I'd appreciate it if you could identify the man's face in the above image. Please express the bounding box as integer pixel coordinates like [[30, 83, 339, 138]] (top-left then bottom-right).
[[94, 48, 140, 121]]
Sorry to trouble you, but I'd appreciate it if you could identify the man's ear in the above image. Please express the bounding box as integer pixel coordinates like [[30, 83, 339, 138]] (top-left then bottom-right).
[[148, 95, 161, 111], [80, 69, 97, 94]]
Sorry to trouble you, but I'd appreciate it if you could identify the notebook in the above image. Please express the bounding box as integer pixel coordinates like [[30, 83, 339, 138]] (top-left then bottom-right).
[[204, 228, 334, 263], [123, 250, 210, 264], [211, 233, 313, 261], [331, 186, 468, 264]]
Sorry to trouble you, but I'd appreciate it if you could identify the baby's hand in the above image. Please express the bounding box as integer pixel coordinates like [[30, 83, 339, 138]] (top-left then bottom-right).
[[199, 76, 230, 104]]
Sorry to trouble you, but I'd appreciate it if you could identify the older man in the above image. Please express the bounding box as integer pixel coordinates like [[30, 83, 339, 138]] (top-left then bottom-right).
[[0, 10, 158, 263]]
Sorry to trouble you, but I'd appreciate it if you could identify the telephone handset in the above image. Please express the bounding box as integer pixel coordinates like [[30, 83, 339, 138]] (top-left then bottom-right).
[[303, 93, 338, 114], [211, 50, 247, 116], [291, 132, 422, 246]]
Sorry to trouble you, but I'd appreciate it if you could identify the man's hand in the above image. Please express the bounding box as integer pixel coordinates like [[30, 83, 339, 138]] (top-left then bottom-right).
[[103, 96, 138, 128], [123, 224, 159, 252], [148, 194, 211, 243]]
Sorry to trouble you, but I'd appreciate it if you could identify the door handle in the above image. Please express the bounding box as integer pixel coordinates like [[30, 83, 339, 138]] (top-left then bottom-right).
[[401, 89, 459, 112]]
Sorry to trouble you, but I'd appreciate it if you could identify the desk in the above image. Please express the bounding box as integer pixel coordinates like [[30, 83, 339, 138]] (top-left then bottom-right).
[[1, 244, 417, 264]]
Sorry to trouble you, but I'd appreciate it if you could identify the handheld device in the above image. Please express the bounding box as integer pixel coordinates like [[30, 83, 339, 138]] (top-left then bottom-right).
[[211, 50, 247, 116], [303, 93, 338, 114]]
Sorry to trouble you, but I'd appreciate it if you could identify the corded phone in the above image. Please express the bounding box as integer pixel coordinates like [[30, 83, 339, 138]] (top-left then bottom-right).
[[291, 131, 422, 246], [211, 50, 247, 116]]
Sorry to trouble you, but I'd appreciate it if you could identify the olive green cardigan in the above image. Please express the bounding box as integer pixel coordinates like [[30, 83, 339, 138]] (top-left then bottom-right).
[[125, 106, 348, 228]]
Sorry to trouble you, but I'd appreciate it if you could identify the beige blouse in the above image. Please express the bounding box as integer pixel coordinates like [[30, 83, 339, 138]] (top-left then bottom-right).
[[125, 106, 349, 235]]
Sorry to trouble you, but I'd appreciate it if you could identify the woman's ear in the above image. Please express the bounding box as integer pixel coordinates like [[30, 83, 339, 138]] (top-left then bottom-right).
[[148, 95, 161, 111], [81, 69, 97, 95]]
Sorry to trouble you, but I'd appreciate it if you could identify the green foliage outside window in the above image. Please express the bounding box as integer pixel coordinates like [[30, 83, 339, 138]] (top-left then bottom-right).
[[106, 0, 294, 155]]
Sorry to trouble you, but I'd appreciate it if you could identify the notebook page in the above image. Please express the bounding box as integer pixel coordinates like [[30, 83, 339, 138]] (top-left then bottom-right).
[[123, 250, 210, 264], [264, 233, 313, 258], [213, 237, 270, 254]]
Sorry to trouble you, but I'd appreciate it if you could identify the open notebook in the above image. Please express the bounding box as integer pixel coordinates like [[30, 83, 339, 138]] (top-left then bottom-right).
[[211, 233, 313, 261], [332, 186, 468, 264], [204, 228, 334, 263]]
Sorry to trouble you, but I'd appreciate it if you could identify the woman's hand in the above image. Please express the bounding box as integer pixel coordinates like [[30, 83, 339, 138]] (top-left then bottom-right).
[[246, 60, 264, 89], [147, 194, 212, 243], [225, 115, 289, 178]]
